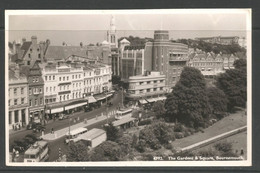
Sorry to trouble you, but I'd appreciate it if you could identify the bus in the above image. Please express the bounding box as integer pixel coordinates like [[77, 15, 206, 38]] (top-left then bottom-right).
[[115, 108, 133, 120], [65, 127, 88, 144], [24, 141, 49, 162]]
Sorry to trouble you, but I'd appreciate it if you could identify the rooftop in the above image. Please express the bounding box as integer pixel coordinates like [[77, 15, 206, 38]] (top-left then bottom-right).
[[78, 128, 106, 140]]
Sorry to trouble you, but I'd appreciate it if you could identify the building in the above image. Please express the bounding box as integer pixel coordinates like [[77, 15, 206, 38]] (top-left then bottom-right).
[[188, 52, 238, 77], [21, 61, 45, 123], [120, 30, 189, 91], [77, 128, 107, 148], [125, 71, 166, 104], [195, 36, 240, 45], [8, 65, 29, 129]]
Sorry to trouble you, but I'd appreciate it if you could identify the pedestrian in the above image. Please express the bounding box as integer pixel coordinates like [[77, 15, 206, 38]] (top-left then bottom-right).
[[77, 117, 80, 121], [51, 128, 54, 134], [241, 148, 244, 155]]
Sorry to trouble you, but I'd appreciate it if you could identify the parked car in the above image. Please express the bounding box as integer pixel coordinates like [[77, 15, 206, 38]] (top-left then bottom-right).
[[33, 124, 46, 133], [59, 114, 69, 120], [27, 122, 41, 130]]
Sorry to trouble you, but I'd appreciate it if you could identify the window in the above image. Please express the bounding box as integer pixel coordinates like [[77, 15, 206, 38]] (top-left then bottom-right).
[[160, 80, 164, 83], [67, 95, 69, 100], [60, 86, 62, 90], [153, 88, 156, 91], [60, 96, 62, 101], [28, 54, 31, 58], [8, 100, 10, 106], [140, 90, 143, 94], [30, 48, 32, 52], [45, 99, 48, 104], [29, 88, 32, 95], [38, 54, 41, 58], [63, 95, 65, 100], [147, 81, 151, 84], [63, 77, 65, 81], [67, 76, 69, 80], [45, 76, 47, 81], [160, 87, 163, 91], [35, 99, 38, 106], [67, 85, 69, 90], [21, 87, 24, 94], [76, 75, 77, 79], [27, 61, 30, 65], [35, 77, 39, 82], [53, 75, 55, 80], [54, 87, 56, 91], [32, 78, 35, 83], [46, 87, 48, 92], [14, 88, 17, 95], [72, 75, 74, 79], [21, 98, 24, 104], [79, 75, 81, 78], [40, 98, 43, 105], [147, 89, 150, 92], [63, 86, 65, 90], [29, 100, 32, 107], [53, 98, 56, 102], [59, 77, 61, 81], [14, 99, 17, 105], [37, 48, 39, 52], [50, 87, 52, 92], [49, 76, 51, 80]]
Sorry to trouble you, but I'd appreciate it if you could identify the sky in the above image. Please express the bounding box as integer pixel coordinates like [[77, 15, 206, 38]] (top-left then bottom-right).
[[6, 10, 250, 46]]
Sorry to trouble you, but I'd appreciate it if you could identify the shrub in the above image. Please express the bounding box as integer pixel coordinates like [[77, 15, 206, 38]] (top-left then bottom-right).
[[174, 123, 186, 132], [198, 149, 217, 157], [136, 139, 147, 153], [174, 132, 184, 139], [214, 141, 233, 153], [165, 143, 173, 150], [138, 119, 152, 126], [184, 131, 191, 137]]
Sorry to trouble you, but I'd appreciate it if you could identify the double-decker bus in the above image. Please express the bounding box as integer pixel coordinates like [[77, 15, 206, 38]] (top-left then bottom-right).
[[65, 127, 88, 144], [115, 108, 133, 120], [24, 141, 49, 162]]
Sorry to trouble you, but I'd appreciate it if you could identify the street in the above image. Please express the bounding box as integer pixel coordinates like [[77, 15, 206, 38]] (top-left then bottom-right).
[[9, 90, 122, 159]]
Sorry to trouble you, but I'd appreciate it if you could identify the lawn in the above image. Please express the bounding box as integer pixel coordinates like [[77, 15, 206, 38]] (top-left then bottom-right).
[[194, 131, 247, 159], [171, 110, 247, 149]]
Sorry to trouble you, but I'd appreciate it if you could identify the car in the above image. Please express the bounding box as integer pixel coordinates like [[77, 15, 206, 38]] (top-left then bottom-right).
[[59, 114, 69, 120], [27, 122, 41, 130], [33, 124, 46, 133]]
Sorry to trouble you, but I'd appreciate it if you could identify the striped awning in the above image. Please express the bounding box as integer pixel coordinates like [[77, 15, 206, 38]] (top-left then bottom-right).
[[64, 102, 88, 111]]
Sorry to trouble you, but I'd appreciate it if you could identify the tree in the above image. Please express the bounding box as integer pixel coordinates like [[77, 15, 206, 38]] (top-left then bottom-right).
[[117, 134, 133, 155], [89, 141, 122, 161], [216, 59, 247, 111], [165, 67, 211, 128], [103, 123, 123, 142], [206, 87, 228, 119], [152, 100, 166, 119], [66, 141, 89, 161], [150, 121, 175, 144], [139, 127, 161, 150]]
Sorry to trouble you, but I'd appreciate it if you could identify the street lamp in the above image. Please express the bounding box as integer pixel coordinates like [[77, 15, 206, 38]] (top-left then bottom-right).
[[103, 86, 109, 124]]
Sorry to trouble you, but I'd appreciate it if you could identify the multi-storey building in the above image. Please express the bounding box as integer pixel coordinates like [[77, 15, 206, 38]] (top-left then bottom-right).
[[125, 71, 166, 104], [26, 61, 45, 123], [40, 60, 112, 119], [8, 65, 29, 129], [120, 30, 189, 92], [188, 52, 238, 77]]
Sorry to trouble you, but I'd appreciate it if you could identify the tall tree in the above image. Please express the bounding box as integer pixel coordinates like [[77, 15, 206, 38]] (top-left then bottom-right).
[[216, 59, 247, 111], [152, 100, 166, 119], [66, 141, 89, 161], [206, 87, 228, 119], [103, 123, 123, 142], [165, 67, 211, 128]]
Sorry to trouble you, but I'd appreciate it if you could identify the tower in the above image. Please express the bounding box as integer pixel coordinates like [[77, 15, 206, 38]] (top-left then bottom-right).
[[107, 15, 118, 48]]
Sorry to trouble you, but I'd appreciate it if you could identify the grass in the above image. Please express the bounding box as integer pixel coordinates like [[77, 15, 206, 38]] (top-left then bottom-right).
[[171, 110, 247, 148]]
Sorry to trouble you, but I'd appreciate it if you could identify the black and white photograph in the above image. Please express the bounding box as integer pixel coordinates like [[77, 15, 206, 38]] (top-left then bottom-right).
[[5, 9, 251, 166]]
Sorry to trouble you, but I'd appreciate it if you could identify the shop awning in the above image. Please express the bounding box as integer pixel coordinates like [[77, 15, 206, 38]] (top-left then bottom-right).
[[224, 67, 229, 70], [45, 107, 64, 114], [94, 93, 107, 101], [146, 98, 157, 103], [139, 99, 148, 104], [107, 93, 113, 97], [64, 102, 88, 110], [87, 96, 97, 103]]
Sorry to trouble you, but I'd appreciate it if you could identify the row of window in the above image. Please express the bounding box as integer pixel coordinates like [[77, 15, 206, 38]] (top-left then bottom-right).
[[29, 98, 43, 107], [129, 87, 164, 94], [29, 87, 43, 95], [9, 87, 25, 96], [9, 98, 25, 106], [138, 80, 164, 85], [59, 92, 82, 102], [45, 75, 55, 81], [192, 62, 224, 66]]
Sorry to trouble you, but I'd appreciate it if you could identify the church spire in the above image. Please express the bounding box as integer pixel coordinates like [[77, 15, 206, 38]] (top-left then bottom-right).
[[107, 15, 118, 48]]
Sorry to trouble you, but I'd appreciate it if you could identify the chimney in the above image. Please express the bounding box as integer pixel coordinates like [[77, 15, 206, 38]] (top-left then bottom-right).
[[14, 64, 20, 78], [22, 38, 26, 44], [12, 41, 16, 54], [31, 36, 37, 45]]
